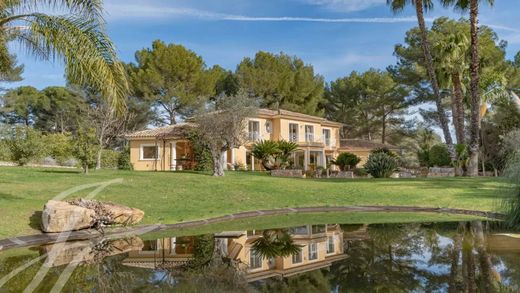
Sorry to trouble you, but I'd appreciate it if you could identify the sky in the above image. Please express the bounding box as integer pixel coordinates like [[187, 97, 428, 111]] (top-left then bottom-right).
[[7, 0, 520, 89]]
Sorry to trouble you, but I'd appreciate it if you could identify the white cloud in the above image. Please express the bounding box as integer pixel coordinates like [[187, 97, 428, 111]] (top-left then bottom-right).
[[104, 2, 419, 23], [302, 0, 386, 12]]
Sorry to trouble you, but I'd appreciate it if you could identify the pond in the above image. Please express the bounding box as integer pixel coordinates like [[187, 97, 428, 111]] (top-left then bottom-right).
[[0, 221, 519, 292]]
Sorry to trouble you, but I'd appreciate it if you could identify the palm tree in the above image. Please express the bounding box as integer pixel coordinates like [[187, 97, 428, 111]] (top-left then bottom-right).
[[251, 140, 280, 170], [0, 0, 128, 110], [251, 229, 302, 260], [441, 0, 495, 176], [387, 0, 455, 160], [432, 19, 470, 145]]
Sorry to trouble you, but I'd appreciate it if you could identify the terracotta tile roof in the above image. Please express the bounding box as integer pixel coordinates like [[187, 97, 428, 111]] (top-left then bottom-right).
[[339, 139, 399, 150], [257, 108, 343, 127], [125, 123, 196, 139]]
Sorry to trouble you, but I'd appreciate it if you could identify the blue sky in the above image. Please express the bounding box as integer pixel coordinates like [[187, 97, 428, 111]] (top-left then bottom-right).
[[8, 0, 520, 89]]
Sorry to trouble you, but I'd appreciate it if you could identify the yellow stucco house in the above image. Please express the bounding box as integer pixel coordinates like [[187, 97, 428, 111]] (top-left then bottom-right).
[[125, 108, 398, 171], [122, 224, 349, 282], [126, 109, 344, 171]]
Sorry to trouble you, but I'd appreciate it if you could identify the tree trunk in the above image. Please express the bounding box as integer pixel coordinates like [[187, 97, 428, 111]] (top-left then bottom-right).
[[96, 149, 102, 170], [452, 72, 465, 145], [448, 228, 462, 293], [467, 0, 481, 177], [84, 164, 89, 175], [212, 152, 225, 177], [381, 114, 386, 144], [415, 0, 455, 160]]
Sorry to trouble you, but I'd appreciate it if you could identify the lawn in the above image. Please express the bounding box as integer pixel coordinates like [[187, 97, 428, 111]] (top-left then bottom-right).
[[0, 166, 509, 238]]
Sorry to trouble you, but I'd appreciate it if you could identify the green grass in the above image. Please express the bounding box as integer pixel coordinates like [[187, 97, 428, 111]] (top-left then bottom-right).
[[0, 167, 509, 238]]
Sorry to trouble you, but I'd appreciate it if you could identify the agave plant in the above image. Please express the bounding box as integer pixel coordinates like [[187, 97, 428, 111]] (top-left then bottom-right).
[[0, 0, 128, 110], [251, 229, 302, 260], [364, 152, 398, 178]]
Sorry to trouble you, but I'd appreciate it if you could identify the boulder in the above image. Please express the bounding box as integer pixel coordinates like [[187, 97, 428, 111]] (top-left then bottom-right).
[[100, 202, 145, 225], [41, 200, 95, 233]]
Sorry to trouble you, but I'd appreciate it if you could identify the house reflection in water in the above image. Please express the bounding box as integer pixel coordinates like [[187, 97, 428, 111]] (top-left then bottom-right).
[[122, 224, 348, 282]]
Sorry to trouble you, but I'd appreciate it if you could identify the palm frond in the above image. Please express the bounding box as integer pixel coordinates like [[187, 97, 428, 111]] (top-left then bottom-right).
[[11, 13, 128, 111], [3, 0, 103, 21]]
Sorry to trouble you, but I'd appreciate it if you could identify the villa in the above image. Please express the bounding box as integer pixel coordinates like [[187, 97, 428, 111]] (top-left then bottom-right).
[[121, 224, 349, 282], [125, 109, 397, 171]]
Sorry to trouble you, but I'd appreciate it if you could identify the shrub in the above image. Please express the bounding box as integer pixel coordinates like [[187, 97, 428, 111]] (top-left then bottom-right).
[[364, 152, 398, 178], [101, 149, 119, 169], [187, 131, 212, 171], [72, 128, 100, 174], [503, 152, 520, 227], [117, 145, 133, 170], [353, 168, 368, 177], [371, 147, 397, 157], [43, 133, 73, 165], [429, 144, 452, 167], [0, 139, 11, 161], [5, 126, 44, 166], [333, 152, 361, 171]]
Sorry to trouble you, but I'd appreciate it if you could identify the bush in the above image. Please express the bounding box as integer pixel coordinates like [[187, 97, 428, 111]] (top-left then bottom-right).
[[503, 152, 520, 227], [73, 128, 100, 174], [429, 144, 452, 167], [101, 149, 119, 169], [353, 168, 368, 177], [0, 139, 11, 161], [187, 131, 212, 171], [333, 152, 361, 171], [117, 146, 133, 170], [5, 126, 44, 166], [372, 147, 397, 157], [364, 152, 398, 178], [43, 133, 73, 165]]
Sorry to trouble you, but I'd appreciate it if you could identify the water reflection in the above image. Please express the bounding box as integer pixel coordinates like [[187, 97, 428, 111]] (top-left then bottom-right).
[[1, 221, 520, 292]]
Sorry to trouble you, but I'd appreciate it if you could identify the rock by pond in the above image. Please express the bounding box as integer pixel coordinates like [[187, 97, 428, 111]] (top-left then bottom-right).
[[41, 199, 144, 233]]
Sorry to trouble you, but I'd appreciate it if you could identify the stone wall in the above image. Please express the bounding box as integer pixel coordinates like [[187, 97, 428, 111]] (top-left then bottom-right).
[[428, 167, 455, 177], [329, 171, 354, 179], [271, 169, 305, 178]]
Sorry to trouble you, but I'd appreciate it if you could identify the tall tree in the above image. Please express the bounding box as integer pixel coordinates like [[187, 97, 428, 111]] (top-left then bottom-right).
[[431, 18, 470, 144], [441, 0, 496, 176], [0, 0, 128, 110], [325, 69, 410, 143], [128, 41, 217, 125], [35, 87, 88, 133], [192, 91, 257, 177], [237, 51, 324, 115], [0, 86, 45, 126], [387, 0, 455, 159]]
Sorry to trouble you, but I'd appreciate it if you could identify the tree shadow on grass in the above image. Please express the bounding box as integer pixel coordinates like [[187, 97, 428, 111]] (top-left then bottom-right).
[[0, 192, 22, 201], [29, 211, 42, 231], [38, 169, 82, 174]]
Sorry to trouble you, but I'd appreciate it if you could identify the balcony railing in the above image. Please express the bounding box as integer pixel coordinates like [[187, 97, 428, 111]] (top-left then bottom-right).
[[248, 131, 261, 141]]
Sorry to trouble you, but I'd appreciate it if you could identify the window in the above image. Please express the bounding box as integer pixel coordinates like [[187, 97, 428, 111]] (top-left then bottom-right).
[[311, 225, 326, 234], [250, 249, 262, 269], [289, 226, 308, 235], [248, 121, 260, 140], [140, 145, 159, 160], [289, 123, 298, 142], [308, 243, 318, 260], [292, 250, 303, 264], [305, 125, 314, 142], [327, 236, 335, 254], [322, 129, 331, 146], [265, 121, 272, 134]]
